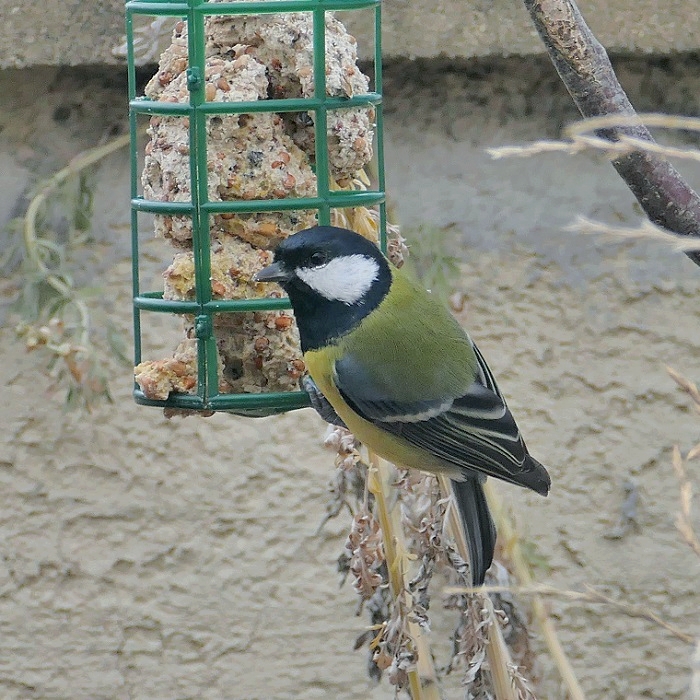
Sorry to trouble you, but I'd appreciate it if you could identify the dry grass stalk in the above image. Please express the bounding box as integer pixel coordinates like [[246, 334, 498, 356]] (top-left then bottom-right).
[[667, 366, 700, 559], [671, 446, 700, 560], [437, 475, 519, 700], [666, 366, 700, 698], [483, 483, 586, 700], [448, 582, 695, 646], [488, 114, 700, 255], [488, 113, 700, 166], [563, 217, 700, 253], [692, 641, 700, 700]]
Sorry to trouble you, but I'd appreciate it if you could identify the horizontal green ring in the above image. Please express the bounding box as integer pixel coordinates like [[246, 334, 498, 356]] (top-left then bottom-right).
[[132, 190, 385, 214], [130, 93, 381, 116], [133, 388, 311, 411], [127, 0, 380, 16], [134, 292, 294, 313]]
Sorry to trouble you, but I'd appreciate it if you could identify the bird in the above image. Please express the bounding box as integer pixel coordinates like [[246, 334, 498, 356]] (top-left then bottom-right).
[[254, 225, 550, 585]]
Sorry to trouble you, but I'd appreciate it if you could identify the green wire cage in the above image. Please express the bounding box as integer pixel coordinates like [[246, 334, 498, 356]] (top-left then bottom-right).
[[126, 0, 386, 417]]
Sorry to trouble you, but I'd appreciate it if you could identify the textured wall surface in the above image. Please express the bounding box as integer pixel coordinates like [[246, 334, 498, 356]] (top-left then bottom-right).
[[1, 0, 700, 68], [2, 52, 700, 698]]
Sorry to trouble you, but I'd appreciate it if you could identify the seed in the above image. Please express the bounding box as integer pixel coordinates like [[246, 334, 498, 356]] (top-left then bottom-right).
[[256, 222, 278, 236], [176, 143, 189, 155], [211, 280, 227, 296], [205, 83, 216, 101], [290, 359, 305, 372], [233, 54, 250, 70], [254, 356, 264, 370], [182, 377, 196, 390], [271, 160, 284, 169], [216, 77, 230, 91], [278, 151, 290, 164], [254, 337, 270, 353], [275, 315, 292, 331], [170, 361, 188, 377], [283, 173, 296, 189], [353, 137, 366, 151]]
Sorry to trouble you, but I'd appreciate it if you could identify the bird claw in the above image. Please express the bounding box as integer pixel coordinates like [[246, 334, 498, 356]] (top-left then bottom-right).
[[301, 375, 348, 428]]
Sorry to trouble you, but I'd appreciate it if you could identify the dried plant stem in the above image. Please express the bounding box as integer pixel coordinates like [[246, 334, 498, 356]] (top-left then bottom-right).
[[671, 446, 700, 559], [489, 113, 700, 165], [484, 483, 586, 700], [437, 475, 517, 700], [23, 132, 132, 344], [454, 582, 695, 646], [367, 451, 441, 700]]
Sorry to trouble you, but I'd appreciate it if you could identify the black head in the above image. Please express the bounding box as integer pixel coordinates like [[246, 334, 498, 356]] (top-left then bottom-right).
[[254, 226, 391, 351]]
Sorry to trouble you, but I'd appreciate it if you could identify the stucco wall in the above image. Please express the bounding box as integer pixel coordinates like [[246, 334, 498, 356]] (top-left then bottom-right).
[[0, 0, 699, 68]]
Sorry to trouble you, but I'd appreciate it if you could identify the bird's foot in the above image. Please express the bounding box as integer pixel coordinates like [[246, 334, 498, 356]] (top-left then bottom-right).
[[301, 375, 348, 428]]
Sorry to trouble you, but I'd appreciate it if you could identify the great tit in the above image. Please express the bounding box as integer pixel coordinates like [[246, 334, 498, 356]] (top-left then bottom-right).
[[254, 225, 550, 585]]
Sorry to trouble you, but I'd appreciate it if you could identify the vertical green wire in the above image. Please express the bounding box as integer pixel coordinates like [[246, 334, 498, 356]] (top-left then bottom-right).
[[373, 2, 387, 254], [126, 8, 143, 368], [312, 4, 330, 226], [187, 0, 218, 403]]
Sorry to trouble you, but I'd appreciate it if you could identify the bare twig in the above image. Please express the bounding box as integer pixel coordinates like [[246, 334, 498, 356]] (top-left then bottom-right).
[[521, 0, 700, 267]]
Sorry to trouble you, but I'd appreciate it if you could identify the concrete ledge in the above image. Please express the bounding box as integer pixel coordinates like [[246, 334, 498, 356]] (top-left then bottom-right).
[[0, 0, 699, 68]]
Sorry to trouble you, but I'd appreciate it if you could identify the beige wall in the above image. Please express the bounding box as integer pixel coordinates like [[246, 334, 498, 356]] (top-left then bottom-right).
[[0, 0, 699, 68]]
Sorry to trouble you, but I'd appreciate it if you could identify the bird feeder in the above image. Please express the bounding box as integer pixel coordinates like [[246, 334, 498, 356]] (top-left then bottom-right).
[[126, 0, 386, 417]]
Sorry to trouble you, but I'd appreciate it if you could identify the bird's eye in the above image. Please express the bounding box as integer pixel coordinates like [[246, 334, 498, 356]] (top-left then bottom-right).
[[309, 251, 328, 268]]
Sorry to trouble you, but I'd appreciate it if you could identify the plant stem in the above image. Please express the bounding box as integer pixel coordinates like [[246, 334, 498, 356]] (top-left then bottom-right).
[[485, 482, 586, 700], [437, 475, 516, 700], [367, 451, 442, 700], [22, 132, 132, 343]]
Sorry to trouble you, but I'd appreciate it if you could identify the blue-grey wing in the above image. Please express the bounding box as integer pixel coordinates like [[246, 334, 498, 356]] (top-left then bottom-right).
[[334, 341, 550, 494]]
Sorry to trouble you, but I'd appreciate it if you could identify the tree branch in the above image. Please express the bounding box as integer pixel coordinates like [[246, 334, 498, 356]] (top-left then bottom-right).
[[522, 0, 700, 267]]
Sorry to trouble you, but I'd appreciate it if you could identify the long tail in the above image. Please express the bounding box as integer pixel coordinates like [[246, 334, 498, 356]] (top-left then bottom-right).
[[451, 477, 497, 586]]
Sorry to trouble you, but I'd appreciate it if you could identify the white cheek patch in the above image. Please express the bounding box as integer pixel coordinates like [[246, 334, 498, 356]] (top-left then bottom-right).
[[296, 254, 380, 305]]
